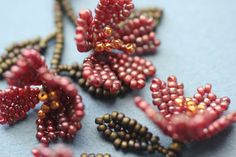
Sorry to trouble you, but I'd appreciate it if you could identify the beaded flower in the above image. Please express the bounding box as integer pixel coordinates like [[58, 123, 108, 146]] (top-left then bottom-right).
[[135, 76, 236, 143], [1, 49, 85, 144], [32, 144, 111, 157], [75, 0, 160, 96]]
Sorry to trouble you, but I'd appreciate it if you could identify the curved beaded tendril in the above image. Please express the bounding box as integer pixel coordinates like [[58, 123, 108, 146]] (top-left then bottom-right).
[[95, 112, 182, 157]]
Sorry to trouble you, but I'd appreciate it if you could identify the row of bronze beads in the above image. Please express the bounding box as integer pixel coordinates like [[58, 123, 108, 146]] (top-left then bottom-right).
[[95, 112, 180, 157], [58, 0, 77, 25], [51, 0, 65, 70], [81, 153, 111, 157], [0, 34, 55, 78]]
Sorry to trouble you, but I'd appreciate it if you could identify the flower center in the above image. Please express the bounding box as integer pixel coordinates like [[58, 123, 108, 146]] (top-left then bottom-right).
[[37, 90, 60, 119]]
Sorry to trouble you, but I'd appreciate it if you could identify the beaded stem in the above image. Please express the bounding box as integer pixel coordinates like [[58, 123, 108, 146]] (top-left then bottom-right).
[[58, 0, 77, 25], [51, 0, 65, 70]]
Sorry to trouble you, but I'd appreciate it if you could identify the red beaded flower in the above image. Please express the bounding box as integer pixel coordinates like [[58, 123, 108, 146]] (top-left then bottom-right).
[[75, 0, 159, 94], [135, 76, 236, 143], [1, 49, 85, 144], [32, 144, 73, 157]]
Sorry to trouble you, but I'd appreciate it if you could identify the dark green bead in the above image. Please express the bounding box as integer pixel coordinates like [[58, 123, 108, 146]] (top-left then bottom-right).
[[121, 117, 130, 126], [117, 113, 125, 121], [113, 138, 122, 149], [95, 88, 103, 97], [78, 78, 85, 86], [97, 125, 107, 132], [88, 153, 96, 157], [117, 131, 125, 139], [88, 86, 95, 93], [96, 154, 103, 157], [81, 153, 87, 157], [111, 111, 118, 120], [95, 117, 103, 124], [128, 140, 135, 149], [127, 119, 137, 130], [76, 71, 82, 78], [150, 136, 159, 144], [109, 132, 118, 141], [103, 114, 111, 123], [104, 129, 112, 137], [133, 123, 142, 132], [139, 126, 148, 136], [141, 141, 147, 150], [104, 154, 111, 157], [121, 141, 128, 150]]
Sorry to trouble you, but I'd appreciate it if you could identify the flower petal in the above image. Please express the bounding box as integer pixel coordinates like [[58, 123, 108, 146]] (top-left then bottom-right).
[[109, 54, 156, 90], [82, 55, 122, 94], [0, 86, 40, 125], [5, 49, 47, 87]]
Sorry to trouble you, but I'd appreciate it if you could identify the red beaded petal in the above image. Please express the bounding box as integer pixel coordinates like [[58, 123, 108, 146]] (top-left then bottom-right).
[[93, 0, 134, 33], [82, 55, 121, 94], [4, 49, 47, 87], [117, 15, 160, 55], [82, 53, 156, 93], [36, 95, 84, 144], [32, 144, 73, 157], [0, 86, 40, 125], [135, 76, 236, 143], [109, 54, 156, 89]]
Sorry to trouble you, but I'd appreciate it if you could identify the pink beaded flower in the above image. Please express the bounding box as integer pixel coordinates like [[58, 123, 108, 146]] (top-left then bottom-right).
[[75, 0, 159, 94], [32, 144, 73, 157], [1, 49, 85, 144], [135, 76, 236, 143]]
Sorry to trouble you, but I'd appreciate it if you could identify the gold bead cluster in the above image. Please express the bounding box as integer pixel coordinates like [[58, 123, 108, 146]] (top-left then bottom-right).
[[37, 91, 60, 119]]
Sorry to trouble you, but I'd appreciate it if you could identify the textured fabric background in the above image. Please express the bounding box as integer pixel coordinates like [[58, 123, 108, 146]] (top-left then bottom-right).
[[0, 0, 236, 157]]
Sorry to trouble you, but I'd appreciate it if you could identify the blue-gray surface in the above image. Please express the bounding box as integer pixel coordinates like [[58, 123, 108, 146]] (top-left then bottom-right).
[[0, 0, 236, 157]]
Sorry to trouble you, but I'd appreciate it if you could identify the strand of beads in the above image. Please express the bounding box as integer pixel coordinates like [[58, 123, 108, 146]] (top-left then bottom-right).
[[51, 0, 65, 70], [81, 153, 111, 157], [58, 0, 77, 25], [95, 112, 180, 157]]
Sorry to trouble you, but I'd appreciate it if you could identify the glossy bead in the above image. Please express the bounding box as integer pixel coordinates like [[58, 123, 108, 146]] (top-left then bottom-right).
[[38, 91, 48, 101], [50, 101, 60, 110]]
